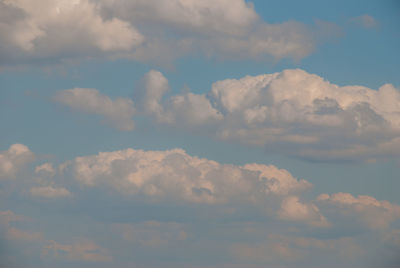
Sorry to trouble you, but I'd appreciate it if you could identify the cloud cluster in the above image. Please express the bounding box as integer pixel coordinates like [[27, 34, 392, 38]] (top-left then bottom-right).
[[0, 0, 318, 67], [62, 147, 311, 207], [2, 144, 400, 267], [0, 0, 143, 67], [138, 69, 400, 162], [54, 69, 400, 162], [30, 145, 400, 231]]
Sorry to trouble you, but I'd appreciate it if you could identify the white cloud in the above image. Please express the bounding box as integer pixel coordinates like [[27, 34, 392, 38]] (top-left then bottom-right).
[[62, 147, 311, 207], [278, 196, 329, 227], [0, 0, 143, 66], [140, 69, 400, 162], [35, 163, 56, 177], [139, 70, 223, 126], [2, 144, 400, 267], [99, 0, 259, 35], [103, 0, 316, 63], [317, 193, 400, 229], [52, 69, 400, 162], [0, 0, 321, 67], [0, 144, 34, 179], [54, 88, 135, 131]]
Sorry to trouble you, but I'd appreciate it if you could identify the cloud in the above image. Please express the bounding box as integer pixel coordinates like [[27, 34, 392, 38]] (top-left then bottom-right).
[[140, 69, 400, 162], [35, 163, 56, 177], [0, 144, 34, 179], [278, 196, 329, 227], [99, 0, 259, 35], [6, 227, 43, 242], [0, 209, 110, 265], [0, 211, 43, 246], [42, 239, 112, 262], [350, 15, 378, 29], [29, 162, 72, 199], [232, 234, 363, 263], [98, 0, 316, 62], [2, 145, 400, 267], [0, 0, 323, 67], [138, 70, 223, 126], [317, 193, 400, 229], [52, 69, 400, 162], [0, 0, 143, 67], [0, 210, 26, 226], [62, 147, 311, 207], [30, 186, 71, 198], [54, 88, 135, 131]]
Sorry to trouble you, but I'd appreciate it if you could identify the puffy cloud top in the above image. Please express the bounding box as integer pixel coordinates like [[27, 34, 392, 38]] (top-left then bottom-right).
[[141, 69, 400, 162], [318, 193, 400, 229], [0, 144, 34, 178], [0, 0, 317, 67], [63, 147, 311, 205], [0, 0, 143, 66]]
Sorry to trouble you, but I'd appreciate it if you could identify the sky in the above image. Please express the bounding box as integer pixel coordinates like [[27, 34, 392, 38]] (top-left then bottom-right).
[[0, 0, 400, 267]]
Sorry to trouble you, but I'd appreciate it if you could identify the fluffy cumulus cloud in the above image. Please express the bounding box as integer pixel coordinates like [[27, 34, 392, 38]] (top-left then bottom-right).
[[139, 69, 400, 162], [0, 0, 143, 66], [278, 196, 329, 227], [52, 69, 400, 161], [98, 0, 316, 62], [62, 147, 311, 207], [0, 0, 319, 67], [318, 193, 400, 229], [2, 144, 400, 267], [137, 70, 223, 126], [0, 144, 34, 179], [54, 88, 135, 131]]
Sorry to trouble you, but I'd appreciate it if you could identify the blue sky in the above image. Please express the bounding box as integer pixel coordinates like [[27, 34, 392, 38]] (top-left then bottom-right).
[[1, 0, 400, 267]]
